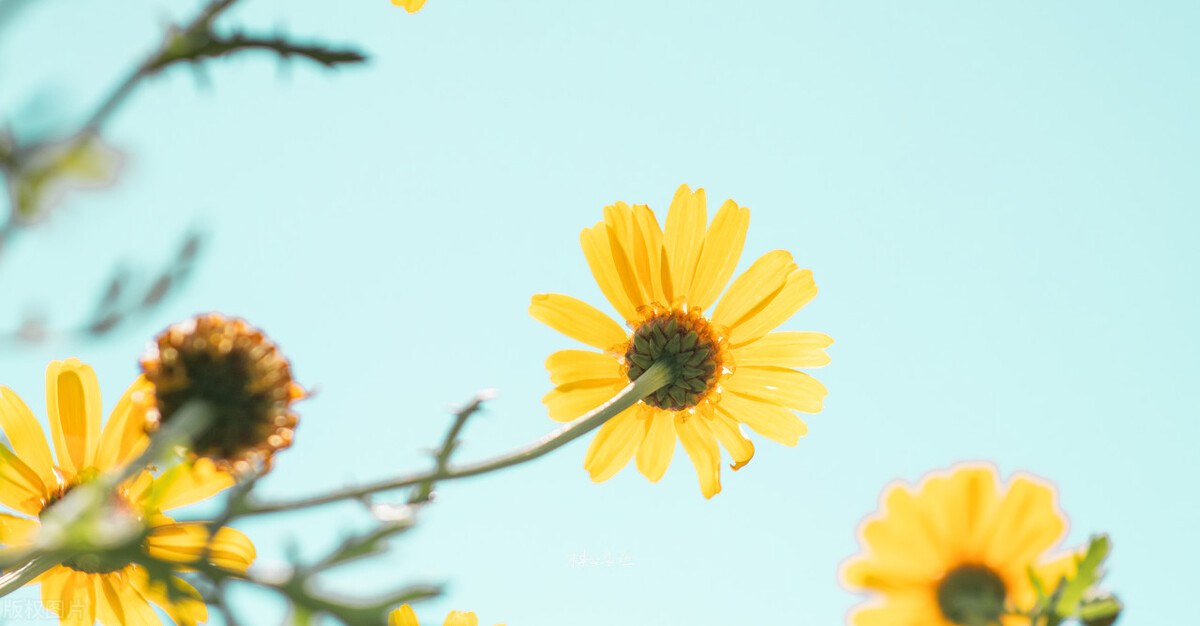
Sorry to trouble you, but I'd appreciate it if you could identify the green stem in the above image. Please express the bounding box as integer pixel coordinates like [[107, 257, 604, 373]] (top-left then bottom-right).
[[241, 361, 675, 516], [407, 393, 489, 505], [0, 554, 58, 597]]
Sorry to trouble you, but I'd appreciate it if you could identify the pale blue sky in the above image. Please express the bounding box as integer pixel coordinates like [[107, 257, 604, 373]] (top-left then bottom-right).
[[1, 0, 1197, 624]]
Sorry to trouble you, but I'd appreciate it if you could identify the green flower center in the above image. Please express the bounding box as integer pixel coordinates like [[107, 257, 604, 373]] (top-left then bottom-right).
[[936, 564, 1007, 626], [38, 475, 141, 575], [625, 310, 723, 411]]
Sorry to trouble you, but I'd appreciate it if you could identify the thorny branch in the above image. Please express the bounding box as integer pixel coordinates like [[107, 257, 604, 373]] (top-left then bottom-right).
[[162, 365, 667, 622], [0, 0, 366, 345]]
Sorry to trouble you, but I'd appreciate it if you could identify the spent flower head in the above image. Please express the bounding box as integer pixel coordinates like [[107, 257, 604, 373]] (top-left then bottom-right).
[[140, 313, 303, 475]]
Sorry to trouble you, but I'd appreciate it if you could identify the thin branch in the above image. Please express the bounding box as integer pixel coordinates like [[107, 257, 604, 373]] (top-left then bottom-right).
[[408, 390, 495, 506], [236, 362, 674, 516]]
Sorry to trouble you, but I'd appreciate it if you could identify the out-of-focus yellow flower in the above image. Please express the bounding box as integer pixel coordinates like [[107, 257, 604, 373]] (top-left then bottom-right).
[[141, 313, 303, 475], [0, 359, 255, 625], [840, 464, 1080, 626], [388, 604, 505, 626], [530, 184, 830, 498], [391, 0, 427, 13], [6, 134, 123, 222]]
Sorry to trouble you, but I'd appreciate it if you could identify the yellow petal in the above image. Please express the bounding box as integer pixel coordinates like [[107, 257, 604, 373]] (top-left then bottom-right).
[[0, 387, 57, 488], [603, 202, 651, 310], [581, 221, 640, 322], [102, 570, 160, 626], [840, 555, 936, 593], [710, 250, 796, 330], [978, 475, 1066, 569], [663, 184, 707, 301], [96, 573, 128, 626], [627, 204, 664, 306], [943, 465, 1000, 557], [675, 414, 721, 498], [393, 0, 427, 11], [847, 592, 944, 626], [129, 564, 207, 626], [583, 408, 643, 482], [0, 444, 48, 514], [0, 512, 39, 545], [709, 411, 754, 470], [96, 376, 154, 471], [529, 293, 628, 351], [688, 199, 749, 311], [634, 408, 676, 482], [444, 611, 480, 626], [542, 379, 627, 422], [390, 605, 421, 626], [728, 268, 817, 347], [633, 204, 675, 304], [723, 366, 826, 413], [146, 522, 256, 573], [852, 478, 955, 583], [730, 331, 833, 369], [714, 392, 807, 446], [843, 479, 955, 588], [54, 570, 98, 626], [545, 350, 623, 386], [147, 458, 236, 512], [46, 359, 102, 476]]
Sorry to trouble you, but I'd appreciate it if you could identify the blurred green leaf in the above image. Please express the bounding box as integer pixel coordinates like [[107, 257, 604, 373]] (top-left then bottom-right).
[[1079, 596, 1122, 626], [1055, 535, 1111, 615]]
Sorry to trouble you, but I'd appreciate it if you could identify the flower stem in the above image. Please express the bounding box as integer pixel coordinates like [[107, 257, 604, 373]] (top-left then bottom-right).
[[0, 554, 58, 598], [240, 361, 675, 516]]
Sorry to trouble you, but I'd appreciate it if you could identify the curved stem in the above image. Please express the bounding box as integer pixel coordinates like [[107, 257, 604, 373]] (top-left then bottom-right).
[[241, 362, 674, 516], [0, 554, 58, 597]]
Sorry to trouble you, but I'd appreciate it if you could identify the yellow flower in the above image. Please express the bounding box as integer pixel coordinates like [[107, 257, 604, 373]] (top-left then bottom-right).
[[391, 0, 427, 12], [840, 464, 1081, 626], [0, 359, 256, 626], [529, 184, 831, 498], [389, 604, 505, 626], [141, 313, 303, 475]]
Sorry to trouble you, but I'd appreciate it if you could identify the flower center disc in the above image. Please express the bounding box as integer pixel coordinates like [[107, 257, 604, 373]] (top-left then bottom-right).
[[39, 480, 140, 575], [625, 310, 723, 411], [936, 564, 1007, 625], [143, 314, 300, 472]]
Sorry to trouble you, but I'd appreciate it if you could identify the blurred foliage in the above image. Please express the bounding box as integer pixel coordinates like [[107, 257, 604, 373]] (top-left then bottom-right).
[[0, 0, 365, 348]]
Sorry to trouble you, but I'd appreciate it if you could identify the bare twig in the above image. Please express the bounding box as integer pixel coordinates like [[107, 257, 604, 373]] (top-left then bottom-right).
[[234, 362, 672, 517]]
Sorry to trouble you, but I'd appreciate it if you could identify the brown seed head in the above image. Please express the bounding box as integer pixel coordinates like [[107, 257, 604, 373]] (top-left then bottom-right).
[[141, 313, 303, 474]]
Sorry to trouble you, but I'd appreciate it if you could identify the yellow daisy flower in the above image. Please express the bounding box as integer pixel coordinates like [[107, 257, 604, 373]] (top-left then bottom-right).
[[840, 464, 1080, 626], [389, 604, 505, 626], [0, 359, 256, 626], [529, 184, 831, 498], [391, 0, 427, 12]]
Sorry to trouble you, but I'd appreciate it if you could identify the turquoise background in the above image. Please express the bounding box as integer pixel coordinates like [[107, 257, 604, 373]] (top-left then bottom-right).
[[1, 0, 1197, 623]]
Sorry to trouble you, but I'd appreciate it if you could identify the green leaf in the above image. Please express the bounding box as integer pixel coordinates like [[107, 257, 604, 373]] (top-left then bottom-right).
[[1055, 535, 1111, 615], [1079, 596, 1122, 626]]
